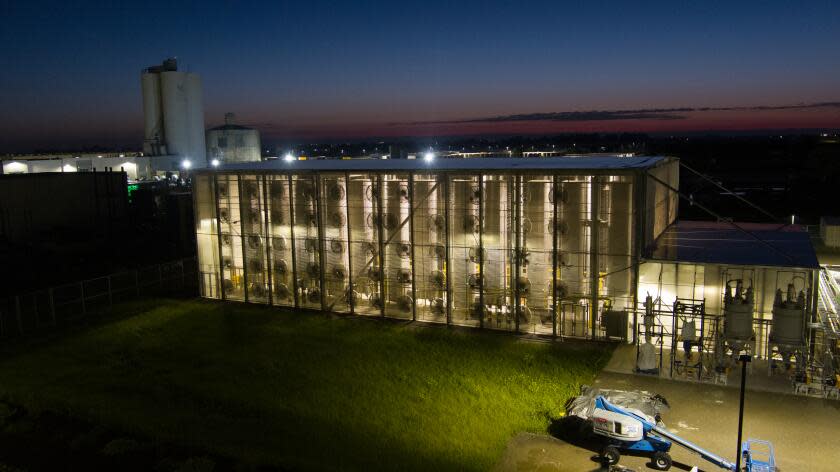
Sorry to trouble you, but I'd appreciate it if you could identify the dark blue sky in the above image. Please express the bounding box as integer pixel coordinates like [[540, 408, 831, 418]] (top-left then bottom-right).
[[1, 0, 839, 152]]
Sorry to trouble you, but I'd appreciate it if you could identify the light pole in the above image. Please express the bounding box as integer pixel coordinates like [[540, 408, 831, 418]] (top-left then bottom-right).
[[735, 354, 751, 472]]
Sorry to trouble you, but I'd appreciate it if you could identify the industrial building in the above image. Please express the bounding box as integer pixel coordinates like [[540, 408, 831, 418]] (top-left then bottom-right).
[[206, 113, 262, 164], [192, 154, 839, 395]]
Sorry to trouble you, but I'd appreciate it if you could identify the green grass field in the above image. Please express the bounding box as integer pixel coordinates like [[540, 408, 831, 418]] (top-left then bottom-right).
[[0, 299, 611, 471]]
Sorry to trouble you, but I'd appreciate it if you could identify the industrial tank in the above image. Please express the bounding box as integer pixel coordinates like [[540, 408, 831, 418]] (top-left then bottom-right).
[[723, 279, 754, 341], [206, 113, 262, 164], [141, 72, 165, 155], [770, 283, 806, 345]]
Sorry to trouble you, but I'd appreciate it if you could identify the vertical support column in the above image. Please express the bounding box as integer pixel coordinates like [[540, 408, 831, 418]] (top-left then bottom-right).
[[408, 173, 417, 322], [288, 174, 300, 308], [589, 175, 601, 339], [631, 171, 643, 344], [345, 171, 355, 315], [443, 175, 452, 325], [261, 175, 274, 306], [513, 174, 521, 333], [551, 175, 559, 338], [213, 174, 226, 301], [377, 174, 386, 318], [238, 176, 249, 303], [314, 174, 328, 311], [478, 173, 485, 329]]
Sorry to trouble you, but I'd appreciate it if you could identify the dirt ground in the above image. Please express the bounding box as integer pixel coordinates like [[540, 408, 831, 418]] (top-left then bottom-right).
[[494, 371, 840, 472]]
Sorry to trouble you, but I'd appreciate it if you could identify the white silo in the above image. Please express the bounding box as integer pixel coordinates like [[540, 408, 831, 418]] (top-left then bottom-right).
[[140, 58, 206, 168], [206, 113, 262, 164]]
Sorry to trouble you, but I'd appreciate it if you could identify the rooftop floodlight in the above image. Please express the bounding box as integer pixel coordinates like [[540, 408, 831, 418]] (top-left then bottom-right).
[[182, 159, 192, 169], [423, 151, 435, 162], [284, 153, 295, 162], [211, 159, 220, 167]]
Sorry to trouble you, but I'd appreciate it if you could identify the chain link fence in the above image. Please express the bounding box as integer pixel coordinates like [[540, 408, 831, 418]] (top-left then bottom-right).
[[0, 258, 197, 339]]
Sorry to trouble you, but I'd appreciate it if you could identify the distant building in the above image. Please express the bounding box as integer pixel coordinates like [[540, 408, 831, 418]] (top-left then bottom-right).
[[206, 113, 261, 164], [0, 152, 146, 180], [820, 216, 840, 248]]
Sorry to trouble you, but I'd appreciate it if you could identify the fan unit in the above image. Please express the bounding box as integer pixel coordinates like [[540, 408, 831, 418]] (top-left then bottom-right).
[[248, 235, 261, 249], [219, 208, 230, 223], [222, 257, 232, 269], [249, 209, 261, 225], [274, 283, 291, 299], [307, 287, 321, 303], [305, 237, 318, 253], [305, 212, 318, 227], [429, 215, 445, 232], [362, 241, 378, 256], [332, 265, 347, 280], [395, 242, 411, 258], [296, 181, 315, 200], [396, 295, 413, 313], [520, 217, 533, 234], [270, 208, 284, 224], [368, 267, 382, 282], [547, 217, 568, 235], [326, 182, 345, 201], [250, 283, 265, 298], [468, 247, 486, 263], [306, 262, 321, 280], [548, 186, 568, 204], [397, 269, 412, 284], [243, 182, 259, 200], [365, 183, 380, 201], [330, 239, 344, 254], [221, 233, 231, 246], [467, 273, 482, 290], [369, 293, 383, 309], [517, 276, 531, 295], [222, 279, 234, 291], [463, 215, 480, 233], [399, 184, 410, 201], [430, 298, 445, 315], [274, 259, 288, 276], [513, 248, 530, 266], [430, 270, 446, 289], [382, 213, 398, 230], [248, 259, 263, 273], [328, 211, 345, 228], [217, 183, 229, 198], [269, 181, 284, 199], [272, 236, 287, 251], [554, 281, 569, 299], [432, 244, 446, 259], [468, 185, 481, 205]]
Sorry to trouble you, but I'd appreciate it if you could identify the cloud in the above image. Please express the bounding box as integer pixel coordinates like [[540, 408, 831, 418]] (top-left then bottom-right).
[[400, 101, 840, 125]]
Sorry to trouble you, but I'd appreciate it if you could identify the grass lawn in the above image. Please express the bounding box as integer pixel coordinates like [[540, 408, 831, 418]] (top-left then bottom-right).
[[0, 299, 611, 471]]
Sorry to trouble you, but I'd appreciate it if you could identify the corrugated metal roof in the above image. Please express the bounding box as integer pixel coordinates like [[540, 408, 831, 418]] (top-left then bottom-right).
[[648, 220, 820, 269], [204, 155, 668, 172]]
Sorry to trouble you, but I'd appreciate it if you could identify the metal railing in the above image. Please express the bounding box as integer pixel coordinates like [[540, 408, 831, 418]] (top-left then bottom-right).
[[0, 257, 197, 339]]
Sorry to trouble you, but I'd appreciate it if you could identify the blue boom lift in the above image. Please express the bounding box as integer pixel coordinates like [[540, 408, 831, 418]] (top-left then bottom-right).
[[590, 395, 775, 471]]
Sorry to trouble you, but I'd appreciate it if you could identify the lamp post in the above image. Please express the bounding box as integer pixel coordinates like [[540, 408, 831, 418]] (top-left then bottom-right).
[[735, 354, 751, 472]]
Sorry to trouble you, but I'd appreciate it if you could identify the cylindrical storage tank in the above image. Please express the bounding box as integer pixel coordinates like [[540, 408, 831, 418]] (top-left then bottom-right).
[[160, 71, 189, 158], [141, 72, 163, 155], [724, 282, 754, 341], [185, 72, 206, 164], [770, 288, 805, 345]]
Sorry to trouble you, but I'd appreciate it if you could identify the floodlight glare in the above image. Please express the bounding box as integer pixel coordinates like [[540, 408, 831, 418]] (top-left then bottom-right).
[[423, 151, 435, 162], [284, 153, 295, 162], [211, 159, 220, 167], [182, 159, 192, 169]]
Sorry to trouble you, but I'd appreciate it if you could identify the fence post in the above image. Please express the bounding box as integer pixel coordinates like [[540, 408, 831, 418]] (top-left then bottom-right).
[[14, 296, 23, 336], [80, 281, 87, 316], [107, 275, 113, 307], [48, 287, 56, 326]]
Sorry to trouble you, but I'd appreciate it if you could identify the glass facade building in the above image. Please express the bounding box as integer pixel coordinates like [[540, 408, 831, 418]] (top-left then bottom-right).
[[193, 156, 678, 338]]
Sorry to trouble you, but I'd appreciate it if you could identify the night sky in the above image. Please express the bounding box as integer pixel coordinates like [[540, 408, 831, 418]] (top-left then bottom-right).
[[1, 0, 839, 152]]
